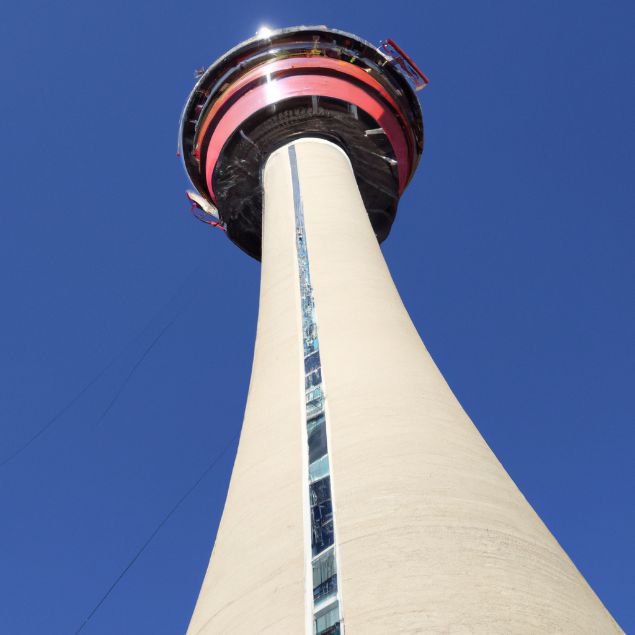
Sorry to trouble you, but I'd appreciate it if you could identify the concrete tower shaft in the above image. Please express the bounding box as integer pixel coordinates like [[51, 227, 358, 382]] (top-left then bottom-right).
[[179, 26, 621, 635], [185, 138, 620, 634]]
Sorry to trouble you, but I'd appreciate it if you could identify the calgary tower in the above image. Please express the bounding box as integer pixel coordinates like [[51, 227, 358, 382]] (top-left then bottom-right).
[[178, 25, 620, 635]]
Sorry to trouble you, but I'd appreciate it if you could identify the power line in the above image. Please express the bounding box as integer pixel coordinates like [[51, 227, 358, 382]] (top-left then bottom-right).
[[94, 277, 207, 428], [95, 318, 175, 427], [73, 433, 239, 634], [0, 265, 205, 469], [0, 358, 115, 469]]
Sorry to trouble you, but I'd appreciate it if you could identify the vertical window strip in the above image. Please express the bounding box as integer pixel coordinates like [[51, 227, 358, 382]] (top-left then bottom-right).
[[289, 144, 342, 635]]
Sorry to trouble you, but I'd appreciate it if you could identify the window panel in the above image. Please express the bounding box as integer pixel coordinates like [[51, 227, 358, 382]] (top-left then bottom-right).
[[309, 454, 330, 483], [290, 145, 342, 631], [314, 601, 341, 635], [308, 422, 327, 463], [312, 549, 338, 603], [305, 368, 322, 390], [310, 477, 334, 555], [305, 350, 321, 372]]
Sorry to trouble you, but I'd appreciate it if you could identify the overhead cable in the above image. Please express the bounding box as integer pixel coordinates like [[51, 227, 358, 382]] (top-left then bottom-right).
[[73, 433, 239, 634], [0, 264, 205, 469]]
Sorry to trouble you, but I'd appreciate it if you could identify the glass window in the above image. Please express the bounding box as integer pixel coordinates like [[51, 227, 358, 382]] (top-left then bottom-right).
[[314, 601, 340, 635], [309, 454, 330, 483], [308, 422, 327, 464], [312, 549, 338, 603], [305, 368, 322, 390], [307, 412, 325, 434], [291, 145, 341, 632], [305, 350, 321, 372], [306, 394, 324, 420], [306, 387, 322, 403], [310, 477, 334, 555]]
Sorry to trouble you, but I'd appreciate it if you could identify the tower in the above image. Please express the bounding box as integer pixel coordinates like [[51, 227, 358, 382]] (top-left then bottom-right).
[[178, 26, 620, 634]]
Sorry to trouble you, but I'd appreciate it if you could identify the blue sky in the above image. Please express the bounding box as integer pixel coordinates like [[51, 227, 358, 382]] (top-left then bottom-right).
[[1, 1, 633, 632]]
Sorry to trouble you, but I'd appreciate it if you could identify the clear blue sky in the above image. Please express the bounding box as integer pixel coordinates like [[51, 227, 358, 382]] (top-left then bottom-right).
[[1, 1, 633, 632]]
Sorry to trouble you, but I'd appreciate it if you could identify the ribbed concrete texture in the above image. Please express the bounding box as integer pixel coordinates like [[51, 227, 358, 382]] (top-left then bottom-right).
[[188, 138, 621, 634]]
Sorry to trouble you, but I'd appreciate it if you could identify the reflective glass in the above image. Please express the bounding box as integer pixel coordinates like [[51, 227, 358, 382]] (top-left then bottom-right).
[[305, 368, 322, 390], [307, 412, 325, 434], [310, 477, 334, 555], [290, 144, 341, 630], [314, 601, 341, 635], [309, 454, 330, 483], [312, 549, 338, 603], [308, 422, 327, 463], [305, 350, 321, 372]]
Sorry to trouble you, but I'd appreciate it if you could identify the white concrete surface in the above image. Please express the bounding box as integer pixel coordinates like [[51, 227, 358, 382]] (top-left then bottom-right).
[[187, 138, 621, 634]]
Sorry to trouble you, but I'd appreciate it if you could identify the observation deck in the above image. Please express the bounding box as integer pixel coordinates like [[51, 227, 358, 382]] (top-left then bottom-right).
[[178, 25, 426, 259]]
